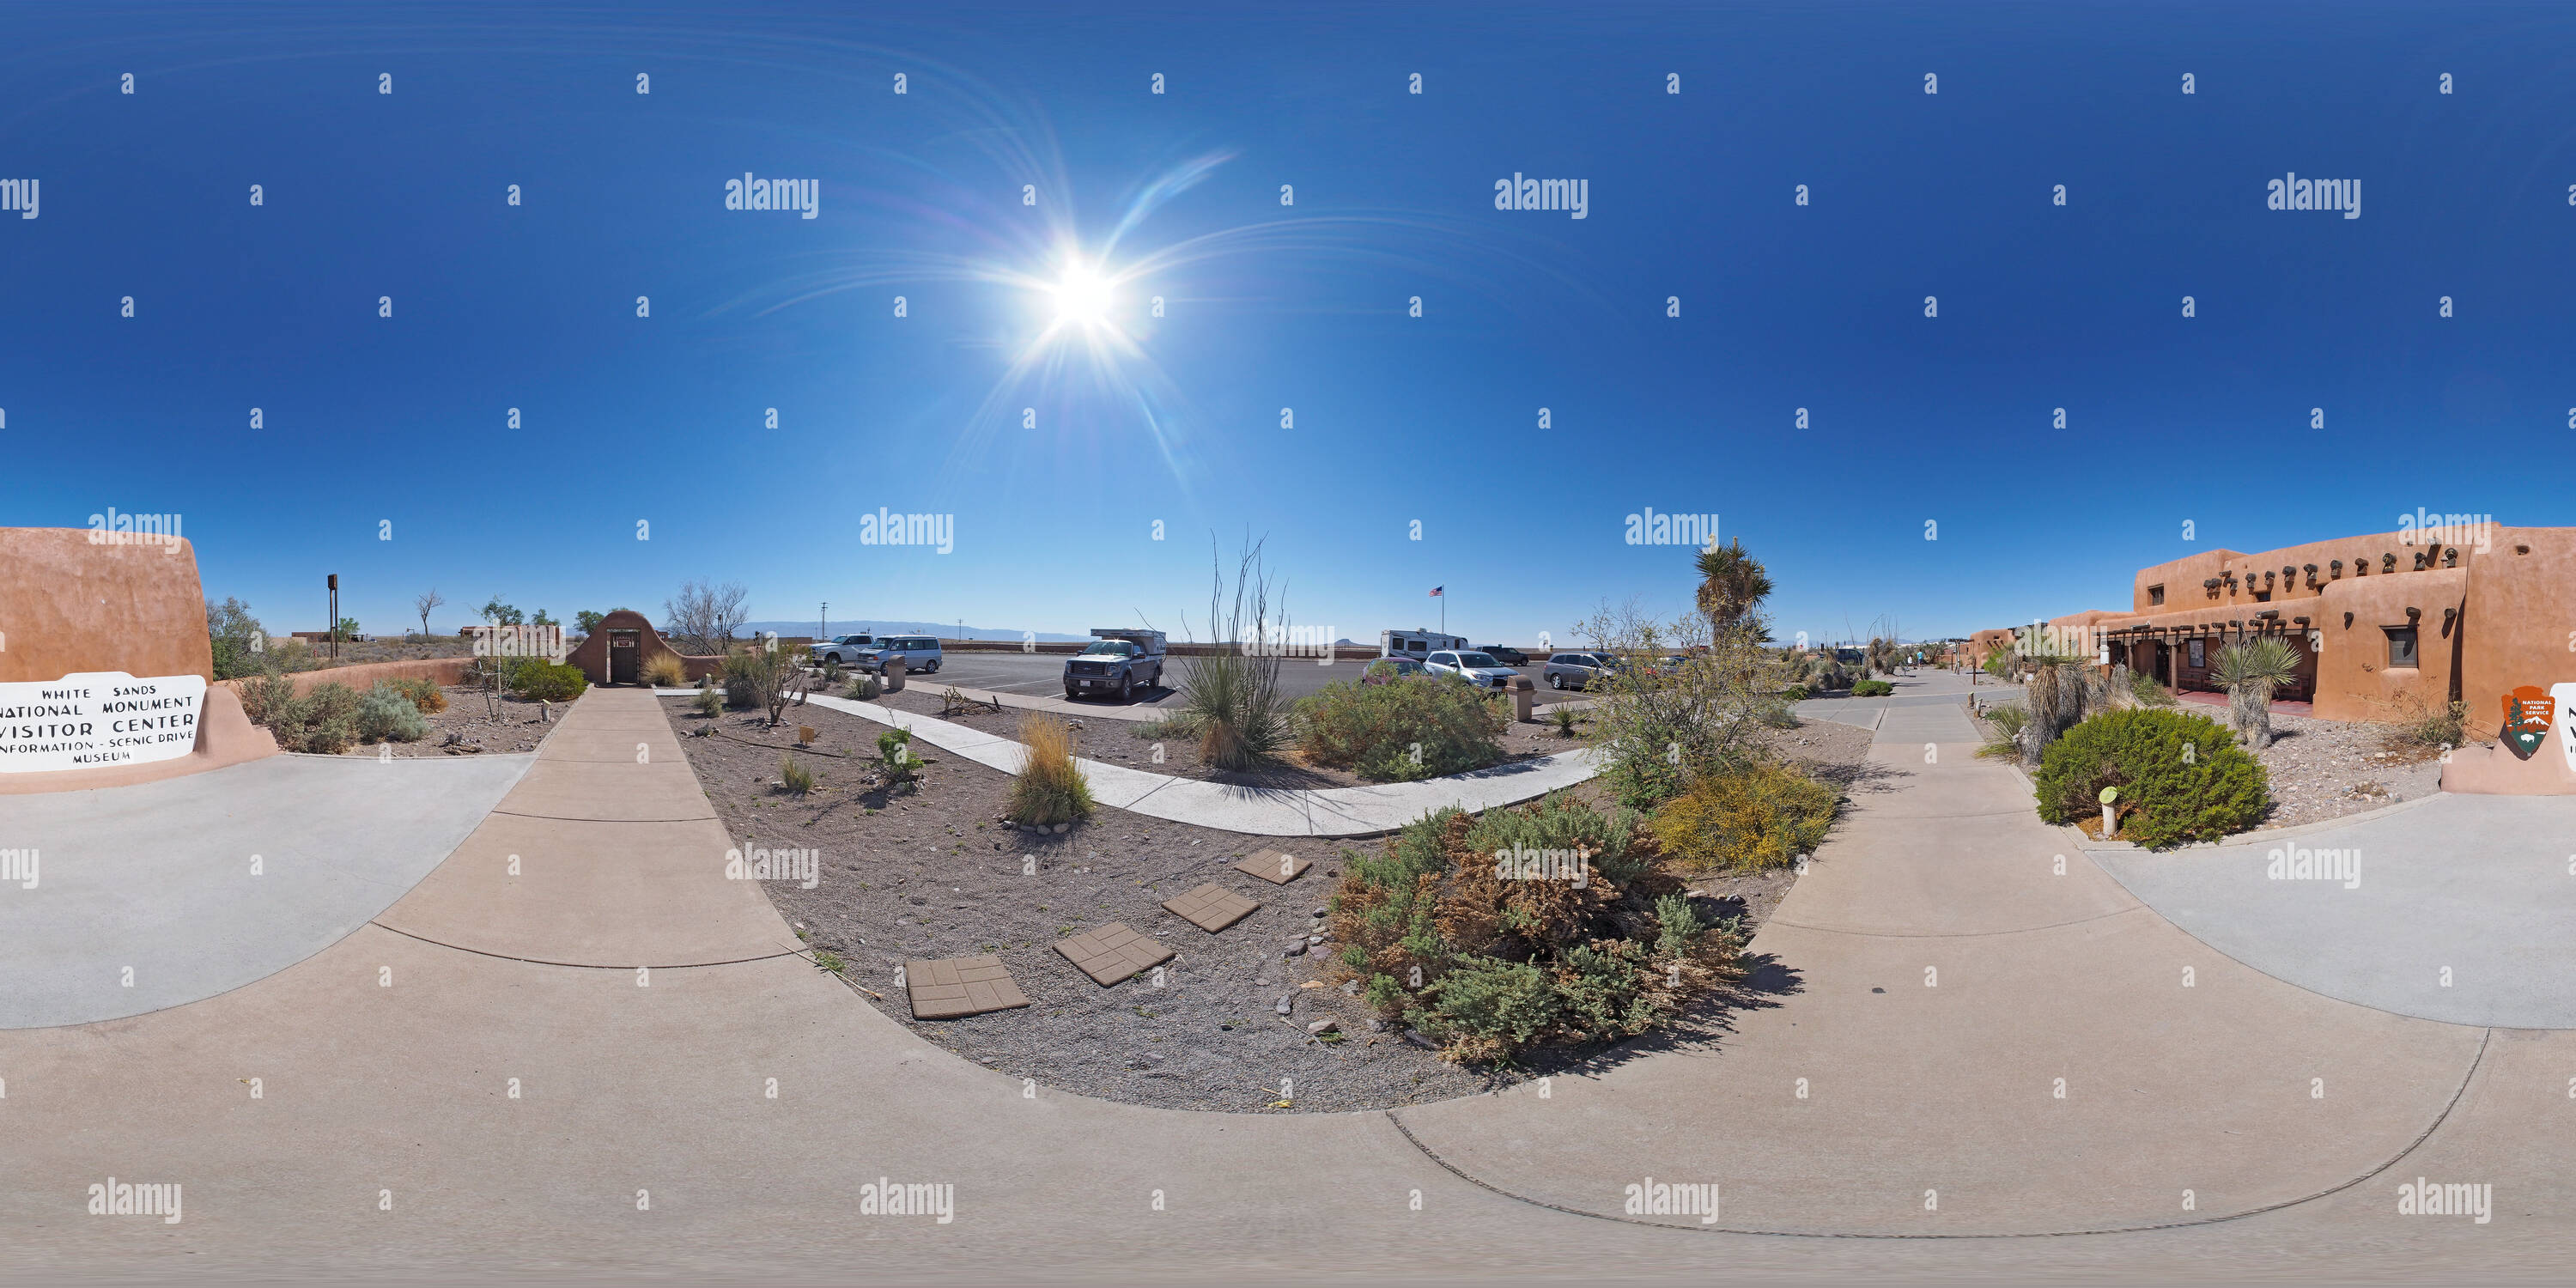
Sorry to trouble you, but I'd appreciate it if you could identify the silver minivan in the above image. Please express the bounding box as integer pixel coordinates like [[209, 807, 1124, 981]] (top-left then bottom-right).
[[862, 635, 944, 675]]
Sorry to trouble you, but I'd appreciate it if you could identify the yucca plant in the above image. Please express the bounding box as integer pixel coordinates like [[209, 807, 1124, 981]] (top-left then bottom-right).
[[1176, 538, 1290, 772], [2210, 637, 2300, 750]]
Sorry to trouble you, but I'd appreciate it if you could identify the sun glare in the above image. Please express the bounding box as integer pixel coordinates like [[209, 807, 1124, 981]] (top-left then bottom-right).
[[1051, 264, 1113, 324]]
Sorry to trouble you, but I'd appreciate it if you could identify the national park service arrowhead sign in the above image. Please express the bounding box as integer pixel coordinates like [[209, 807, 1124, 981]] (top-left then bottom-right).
[[0, 671, 207, 773], [2500, 685, 2554, 762]]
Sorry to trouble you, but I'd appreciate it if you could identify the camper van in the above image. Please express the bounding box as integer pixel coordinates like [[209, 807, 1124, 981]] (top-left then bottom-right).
[[1379, 629, 1467, 661]]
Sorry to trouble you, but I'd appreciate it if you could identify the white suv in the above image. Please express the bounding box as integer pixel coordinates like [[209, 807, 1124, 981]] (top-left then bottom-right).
[[1423, 650, 1518, 689]]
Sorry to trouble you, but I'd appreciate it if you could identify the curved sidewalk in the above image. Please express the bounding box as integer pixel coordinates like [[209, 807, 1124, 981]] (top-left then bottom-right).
[[0, 751, 532, 1029], [663, 688, 1605, 836], [2086, 791, 2576, 1028], [3, 686, 2566, 1278]]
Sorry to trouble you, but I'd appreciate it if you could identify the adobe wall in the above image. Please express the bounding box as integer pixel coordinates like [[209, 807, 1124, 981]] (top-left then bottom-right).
[[562, 610, 721, 685], [0, 528, 216, 683], [212, 657, 478, 702], [2458, 526, 2576, 732]]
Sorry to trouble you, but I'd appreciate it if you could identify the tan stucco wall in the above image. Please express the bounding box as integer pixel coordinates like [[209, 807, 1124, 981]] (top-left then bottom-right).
[[2458, 526, 2576, 732], [0, 527, 216, 683]]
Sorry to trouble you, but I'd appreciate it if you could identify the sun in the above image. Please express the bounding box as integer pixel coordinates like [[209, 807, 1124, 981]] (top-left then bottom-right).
[[1050, 263, 1114, 325]]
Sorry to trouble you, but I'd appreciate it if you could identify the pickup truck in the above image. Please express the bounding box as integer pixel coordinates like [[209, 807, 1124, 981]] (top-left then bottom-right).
[[1474, 644, 1529, 667], [809, 634, 878, 665], [1063, 629, 1165, 702]]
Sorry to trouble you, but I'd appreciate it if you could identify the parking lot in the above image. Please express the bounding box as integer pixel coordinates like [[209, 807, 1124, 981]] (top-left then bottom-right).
[[916, 649, 1561, 708]]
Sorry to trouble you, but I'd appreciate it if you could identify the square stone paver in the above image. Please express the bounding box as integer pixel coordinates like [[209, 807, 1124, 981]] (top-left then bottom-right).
[[1053, 922, 1176, 987], [1162, 884, 1260, 933], [1233, 849, 1311, 885], [904, 956, 1030, 1019]]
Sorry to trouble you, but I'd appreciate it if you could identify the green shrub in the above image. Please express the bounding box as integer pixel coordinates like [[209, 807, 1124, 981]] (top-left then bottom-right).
[[506, 660, 588, 702], [692, 684, 723, 717], [356, 683, 430, 744], [1779, 683, 1810, 702], [1327, 796, 1742, 1064], [239, 669, 301, 730], [2032, 708, 2269, 848], [722, 651, 762, 708], [1297, 674, 1507, 782], [261, 675, 363, 752], [845, 672, 883, 702], [877, 727, 927, 788], [778, 752, 814, 795], [1850, 679, 1894, 697], [1648, 760, 1837, 872]]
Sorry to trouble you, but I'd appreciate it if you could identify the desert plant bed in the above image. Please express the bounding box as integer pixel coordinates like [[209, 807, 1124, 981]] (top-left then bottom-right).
[[658, 696, 1496, 1112], [871, 687, 1569, 791], [321, 683, 563, 757]]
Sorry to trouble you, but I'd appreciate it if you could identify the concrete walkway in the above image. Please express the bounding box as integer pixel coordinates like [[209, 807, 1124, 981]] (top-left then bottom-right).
[[0, 751, 532, 1029], [665, 688, 1605, 837], [3, 685, 2567, 1279], [2087, 792, 2576, 1028]]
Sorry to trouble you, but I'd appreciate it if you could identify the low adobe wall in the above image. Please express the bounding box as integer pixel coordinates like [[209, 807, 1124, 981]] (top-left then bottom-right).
[[212, 657, 478, 702]]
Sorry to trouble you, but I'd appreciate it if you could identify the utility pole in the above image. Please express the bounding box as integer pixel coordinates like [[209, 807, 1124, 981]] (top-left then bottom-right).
[[821, 601, 827, 643], [327, 574, 339, 659]]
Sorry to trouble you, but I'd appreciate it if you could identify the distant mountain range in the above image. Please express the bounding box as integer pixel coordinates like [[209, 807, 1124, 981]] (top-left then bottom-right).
[[738, 620, 1091, 642]]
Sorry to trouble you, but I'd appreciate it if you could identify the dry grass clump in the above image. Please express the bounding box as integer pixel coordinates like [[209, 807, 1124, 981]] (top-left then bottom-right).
[[1008, 714, 1095, 826], [642, 653, 689, 688]]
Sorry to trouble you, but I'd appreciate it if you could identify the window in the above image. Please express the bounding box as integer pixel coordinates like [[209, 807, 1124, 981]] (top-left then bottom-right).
[[2148, 584, 2166, 606], [2188, 639, 2205, 668], [2385, 627, 2419, 669]]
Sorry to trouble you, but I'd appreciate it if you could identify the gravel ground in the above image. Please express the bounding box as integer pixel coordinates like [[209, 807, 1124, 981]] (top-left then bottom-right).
[[337, 683, 563, 757], [660, 696, 1499, 1113], [2244, 709, 2452, 832]]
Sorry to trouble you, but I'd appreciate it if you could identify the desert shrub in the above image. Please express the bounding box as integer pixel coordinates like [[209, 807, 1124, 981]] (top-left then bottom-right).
[[1297, 674, 1508, 782], [279, 680, 363, 754], [1176, 539, 1292, 771], [845, 672, 883, 701], [1779, 683, 1810, 702], [1978, 702, 2029, 758], [721, 651, 762, 708], [2388, 697, 2468, 753], [1584, 632, 1788, 811], [506, 660, 588, 702], [642, 653, 689, 689], [1007, 714, 1095, 825], [777, 752, 814, 795], [356, 683, 430, 744], [1850, 678, 1894, 697], [877, 727, 927, 789], [239, 669, 301, 729], [2032, 708, 2269, 848], [1648, 759, 1837, 872], [1327, 796, 1742, 1064], [2127, 669, 2176, 708], [692, 684, 722, 717], [206, 598, 268, 681], [387, 676, 447, 714], [1548, 704, 1582, 737]]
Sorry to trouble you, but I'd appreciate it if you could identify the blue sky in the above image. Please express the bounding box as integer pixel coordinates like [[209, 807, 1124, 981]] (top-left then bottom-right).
[[6, 2, 2573, 648]]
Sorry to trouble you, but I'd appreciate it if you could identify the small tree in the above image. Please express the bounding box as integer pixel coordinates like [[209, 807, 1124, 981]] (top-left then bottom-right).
[[479, 597, 525, 627], [414, 588, 445, 639], [665, 580, 749, 655], [206, 598, 268, 680]]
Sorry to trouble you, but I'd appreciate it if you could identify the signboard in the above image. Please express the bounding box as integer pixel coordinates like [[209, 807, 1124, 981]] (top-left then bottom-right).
[[2556, 683, 2576, 775], [2500, 685, 2555, 762], [0, 671, 206, 774]]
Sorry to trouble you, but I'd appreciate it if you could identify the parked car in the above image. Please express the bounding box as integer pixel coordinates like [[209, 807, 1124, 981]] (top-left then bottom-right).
[[860, 635, 943, 674], [1475, 644, 1530, 667], [1063, 630, 1166, 701], [1542, 652, 1620, 690], [1363, 656, 1427, 682], [1424, 649, 1520, 689], [808, 634, 879, 665]]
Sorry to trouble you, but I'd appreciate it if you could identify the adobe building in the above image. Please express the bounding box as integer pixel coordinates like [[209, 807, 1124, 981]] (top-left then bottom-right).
[[1978, 522, 2576, 792], [560, 609, 717, 685]]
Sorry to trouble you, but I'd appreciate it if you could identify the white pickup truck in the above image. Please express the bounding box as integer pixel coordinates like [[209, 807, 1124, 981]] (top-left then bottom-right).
[[808, 634, 878, 665]]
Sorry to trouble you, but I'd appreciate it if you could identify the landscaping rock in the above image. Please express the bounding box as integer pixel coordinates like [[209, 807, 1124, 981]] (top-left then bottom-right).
[[1283, 941, 1307, 957], [1274, 995, 1293, 1016], [1306, 1018, 1340, 1036]]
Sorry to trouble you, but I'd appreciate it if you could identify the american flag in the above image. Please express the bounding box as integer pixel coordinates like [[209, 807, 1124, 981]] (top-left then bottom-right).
[[1429, 586, 1443, 597]]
